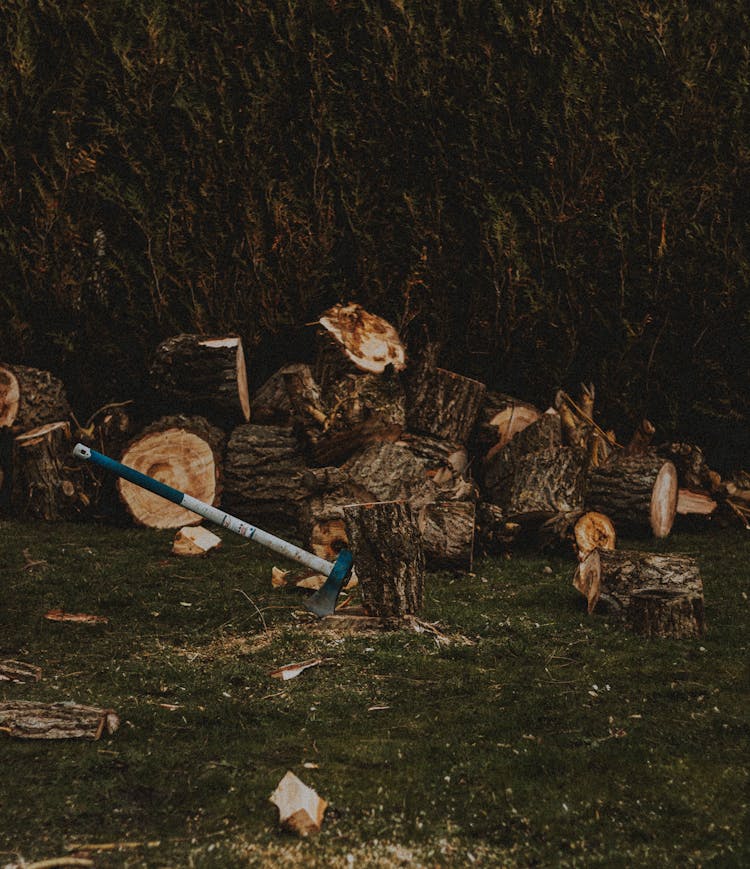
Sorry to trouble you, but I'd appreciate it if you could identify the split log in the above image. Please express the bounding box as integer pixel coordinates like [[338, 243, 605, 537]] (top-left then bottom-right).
[[117, 415, 225, 529], [270, 771, 327, 836], [474, 502, 521, 554], [0, 701, 119, 740], [573, 548, 703, 616], [222, 423, 307, 533], [626, 588, 705, 638], [417, 501, 475, 572], [574, 511, 616, 561], [677, 489, 718, 516], [172, 525, 223, 556], [313, 302, 406, 390], [0, 364, 72, 432], [11, 422, 88, 521], [471, 392, 542, 458], [405, 367, 486, 445], [585, 455, 678, 538], [482, 412, 561, 504], [342, 501, 425, 618], [0, 661, 42, 683], [149, 334, 250, 425], [505, 446, 587, 521]]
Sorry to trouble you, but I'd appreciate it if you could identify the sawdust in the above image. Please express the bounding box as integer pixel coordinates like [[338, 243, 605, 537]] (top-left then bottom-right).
[[172, 630, 281, 662]]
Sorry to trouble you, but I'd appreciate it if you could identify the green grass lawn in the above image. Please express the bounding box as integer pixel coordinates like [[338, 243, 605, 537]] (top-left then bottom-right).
[[0, 518, 748, 867]]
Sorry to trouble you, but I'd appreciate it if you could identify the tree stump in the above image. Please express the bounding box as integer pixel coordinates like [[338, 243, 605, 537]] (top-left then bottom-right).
[[222, 424, 307, 533], [573, 548, 703, 616], [417, 501, 475, 572], [505, 446, 587, 521], [313, 303, 406, 390], [149, 334, 250, 425], [585, 455, 678, 537], [0, 364, 72, 433], [471, 392, 542, 459], [626, 588, 705, 638], [117, 415, 225, 529], [11, 422, 88, 521], [405, 367, 486, 445], [342, 501, 425, 618]]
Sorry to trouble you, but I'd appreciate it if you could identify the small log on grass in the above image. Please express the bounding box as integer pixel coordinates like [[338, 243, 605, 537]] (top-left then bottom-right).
[[405, 367, 486, 445], [11, 422, 87, 521], [149, 334, 250, 425], [342, 501, 425, 618], [417, 500, 475, 572], [117, 415, 225, 529], [586, 455, 678, 538], [573, 548, 703, 616], [626, 588, 705, 638], [0, 700, 119, 739], [0, 363, 72, 433]]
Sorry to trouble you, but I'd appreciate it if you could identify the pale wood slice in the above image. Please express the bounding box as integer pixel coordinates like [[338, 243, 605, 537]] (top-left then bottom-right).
[[626, 588, 705, 638], [172, 525, 223, 556], [270, 771, 327, 836], [574, 511, 616, 561], [677, 489, 718, 516], [0, 701, 119, 740], [0, 364, 71, 432]]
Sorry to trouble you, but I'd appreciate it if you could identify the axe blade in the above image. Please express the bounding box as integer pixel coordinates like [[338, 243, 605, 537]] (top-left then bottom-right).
[[304, 549, 354, 617]]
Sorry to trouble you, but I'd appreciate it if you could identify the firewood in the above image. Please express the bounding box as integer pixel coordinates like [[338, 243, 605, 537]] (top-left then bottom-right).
[[222, 423, 307, 533], [0, 364, 72, 433], [677, 489, 718, 516], [0, 701, 119, 740], [117, 415, 225, 529], [269, 771, 328, 836], [505, 446, 587, 522], [313, 302, 406, 389], [574, 511, 616, 561], [172, 525, 223, 556], [11, 422, 88, 521], [471, 392, 542, 458], [405, 366, 486, 445], [474, 502, 521, 554], [585, 454, 678, 538], [0, 660, 42, 683], [417, 500, 475, 572], [148, 334, 250, 425], [251, 363, 310, 425], [342, 501, 425, 618], [298, 468, 372, 562], [658, 441, 720, 493], [573, 548, 703, 616], [626, 588, 705, 638]]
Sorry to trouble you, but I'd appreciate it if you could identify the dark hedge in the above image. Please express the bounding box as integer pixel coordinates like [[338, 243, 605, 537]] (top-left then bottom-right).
[[1, 1, 748, 469]]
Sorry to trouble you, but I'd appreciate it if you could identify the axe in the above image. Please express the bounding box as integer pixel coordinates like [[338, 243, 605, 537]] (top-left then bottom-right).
[[72, 443, 352, 617]]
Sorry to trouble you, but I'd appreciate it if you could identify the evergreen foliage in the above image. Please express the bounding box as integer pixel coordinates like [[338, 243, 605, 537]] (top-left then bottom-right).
[[1, 1, 748, 468]]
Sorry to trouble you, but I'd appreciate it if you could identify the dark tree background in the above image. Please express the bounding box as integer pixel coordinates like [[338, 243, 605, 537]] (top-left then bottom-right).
[[1, 1, 748, 470]]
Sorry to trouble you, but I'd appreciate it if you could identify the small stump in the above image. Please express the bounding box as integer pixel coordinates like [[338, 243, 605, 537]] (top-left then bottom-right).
[[627, 588, 706, 638]]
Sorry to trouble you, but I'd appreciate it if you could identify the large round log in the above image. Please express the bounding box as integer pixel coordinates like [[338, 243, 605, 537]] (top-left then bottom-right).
[[149, 334, 250, 425], [585, 455, 678, 538], [573, 548, 703, 616], [117, 415, 225, 529], [626, 588, 705, 638], [0, 364, 72, 433], [342, 501, 425, 618], [405, 367, 486, 445]]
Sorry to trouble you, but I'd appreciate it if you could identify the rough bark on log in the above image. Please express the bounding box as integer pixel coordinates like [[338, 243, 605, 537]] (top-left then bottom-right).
[[0, 701, 120, 740], [222, 424, 307, 533], [574, 511, 616, 561], [482, 412, 562, 504], [117, 415, 225, 529], [505, 446, 587, 521], [417, 501, 475, 572], [585, 455, 678, 538], [313, 303, 406, 389], [0, 660, 42, 683], [149, 334, 250, 425], [573, 548, 703, 616], [11, 422, 88, 521], [474, 502, 521, 554], [251, 363, 310, 425], [626, 588, 705, 638], [342, 501, 425, 618], [172, 525, 223, 556], [0, 364, 72, 433], [405, 367, 486, 445], [471, 392, 542, 458], [657, 442, 721, 493]]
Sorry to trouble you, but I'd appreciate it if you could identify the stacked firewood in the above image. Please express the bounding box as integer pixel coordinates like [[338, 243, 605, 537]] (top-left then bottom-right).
[[1, 305, 746, 632]]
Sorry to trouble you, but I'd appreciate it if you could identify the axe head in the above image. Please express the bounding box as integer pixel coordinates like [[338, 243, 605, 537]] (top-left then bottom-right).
[[304, 549, 354, 617]]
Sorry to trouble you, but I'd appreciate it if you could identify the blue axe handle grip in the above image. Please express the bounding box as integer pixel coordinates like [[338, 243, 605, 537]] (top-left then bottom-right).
[[74, 444, 185, 505]]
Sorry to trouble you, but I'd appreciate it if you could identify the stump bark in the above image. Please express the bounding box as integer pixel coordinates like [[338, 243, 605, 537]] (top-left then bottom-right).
[[0, 364, 72, 433], [626, 588, 705, 638], [417, 500, 475, 572], [342, 501, 425, 618], [585, 455, 678, 537], [573, 548, 703, 616], [405, 367, 486, 445], [117, 415, 225, 529], [251, 363, 310, 425], [149, 334, 250, 425]]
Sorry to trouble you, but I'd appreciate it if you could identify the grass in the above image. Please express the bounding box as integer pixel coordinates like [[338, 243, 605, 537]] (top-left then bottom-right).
[[0, 518, 748, 867]]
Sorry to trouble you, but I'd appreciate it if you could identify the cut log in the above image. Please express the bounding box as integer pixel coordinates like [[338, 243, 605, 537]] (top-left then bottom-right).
[[149, 334, 250, 425], [585, 455, 678, 538], [482, 412, 562, 504], [471, 392, 542, 458], [269, 771, 327, 836], [0, 364, 72, 433], [0, 660, 42, 683], [474, 502, 521, 554], [417, 501, 475, 572], [405, 367, 486, 445], [505, 446, 587, 521], [117, 415, 225, 529], [573, 548, 703, 616], [251, 363, 309, 425], [222, 423, 307, 533], [11, 422, 88, 521], [574, 511, 616, 561], [0, 701, 119, 740], [657, 442, 720, 493], [626, 588, 705, 638], [677, 489, 718, 516], [172, 525, 223, 556], [313, 302, 406, 389], [342, 501, 425, 618]]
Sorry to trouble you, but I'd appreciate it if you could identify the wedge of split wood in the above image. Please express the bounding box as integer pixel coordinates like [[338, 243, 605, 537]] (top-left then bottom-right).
[[172, 525, 222, 556], [269, 771, 327, 836]]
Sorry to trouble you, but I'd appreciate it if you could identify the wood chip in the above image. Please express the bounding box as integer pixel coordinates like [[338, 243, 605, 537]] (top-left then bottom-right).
[[44, 609, 109, 625], [270, 658, 324, 681], [269, 771, 327, 836]]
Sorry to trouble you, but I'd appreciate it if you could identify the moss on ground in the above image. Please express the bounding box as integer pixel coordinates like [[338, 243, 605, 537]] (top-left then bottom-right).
[[0, 519, 747, 867]]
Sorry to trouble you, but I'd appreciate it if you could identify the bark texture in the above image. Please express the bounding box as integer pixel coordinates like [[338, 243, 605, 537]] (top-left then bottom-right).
[[0, 701, 119, 739], [405, 367, 486, 444], [472, 392, 542, 458], [505, 446, 587, 521], [0, 364, 72, 433], [417, 500, 475, 572], [626, 588, 705, 638]]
